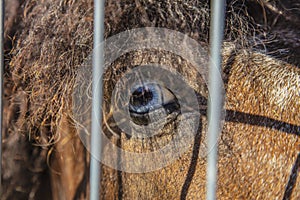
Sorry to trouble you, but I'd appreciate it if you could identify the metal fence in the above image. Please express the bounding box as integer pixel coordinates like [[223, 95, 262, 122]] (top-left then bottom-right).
[[0, 0, 225, 199], [206, 1, 225, 200], [90, 0, 105, 199], [89, 0, 225, 200]]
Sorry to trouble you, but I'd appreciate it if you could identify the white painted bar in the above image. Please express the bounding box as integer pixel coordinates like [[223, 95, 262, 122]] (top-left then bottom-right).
[[206, 1, 226, 200], [90, 0, 105, 200]]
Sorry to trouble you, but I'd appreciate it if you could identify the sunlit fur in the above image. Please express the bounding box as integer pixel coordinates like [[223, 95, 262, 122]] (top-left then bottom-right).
[[2, 0, 299, 199]]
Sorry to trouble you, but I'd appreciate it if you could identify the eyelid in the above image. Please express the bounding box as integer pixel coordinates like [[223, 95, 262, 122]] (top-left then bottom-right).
[[160, 86, 175, 104]]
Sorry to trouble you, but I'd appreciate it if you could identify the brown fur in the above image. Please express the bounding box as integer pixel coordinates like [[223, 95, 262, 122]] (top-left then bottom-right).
[[2, 0, 300, 199]]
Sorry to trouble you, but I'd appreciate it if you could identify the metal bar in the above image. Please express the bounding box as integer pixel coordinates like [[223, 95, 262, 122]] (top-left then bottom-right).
[[90, 0, 105, 200], [0, 0, 4, 193], [206, 1, 226, 200]]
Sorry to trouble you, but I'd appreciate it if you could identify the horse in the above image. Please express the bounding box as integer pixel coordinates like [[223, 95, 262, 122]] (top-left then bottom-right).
[[2, 0, 299, 199]]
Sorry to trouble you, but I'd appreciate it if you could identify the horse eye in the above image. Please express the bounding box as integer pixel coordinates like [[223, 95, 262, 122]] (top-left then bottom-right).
[[129, 83, 180, 125]]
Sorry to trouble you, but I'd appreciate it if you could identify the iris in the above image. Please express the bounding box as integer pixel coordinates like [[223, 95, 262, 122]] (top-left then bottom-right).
[[129, 83, 162, 114]]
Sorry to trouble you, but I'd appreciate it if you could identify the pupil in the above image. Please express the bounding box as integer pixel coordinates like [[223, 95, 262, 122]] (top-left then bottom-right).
[[130, 87, 153, 107]]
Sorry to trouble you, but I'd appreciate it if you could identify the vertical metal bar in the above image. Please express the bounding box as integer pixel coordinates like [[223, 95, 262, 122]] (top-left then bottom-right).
[[90, 0, 105, 200], [0, 0, 4, 193], [206, 1, 225, 200]]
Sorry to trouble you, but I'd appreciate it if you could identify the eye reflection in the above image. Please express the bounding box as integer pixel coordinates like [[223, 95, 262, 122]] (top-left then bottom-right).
[[129, 83, 180, 125]]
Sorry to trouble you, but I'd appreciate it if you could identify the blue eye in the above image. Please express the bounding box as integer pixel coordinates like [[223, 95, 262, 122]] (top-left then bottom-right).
[[129, 83, 162, 113], [129, 83, 180, 125]]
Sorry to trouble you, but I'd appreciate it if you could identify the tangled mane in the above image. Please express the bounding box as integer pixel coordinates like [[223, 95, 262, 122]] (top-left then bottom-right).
[[9, 0, 266, 145]]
